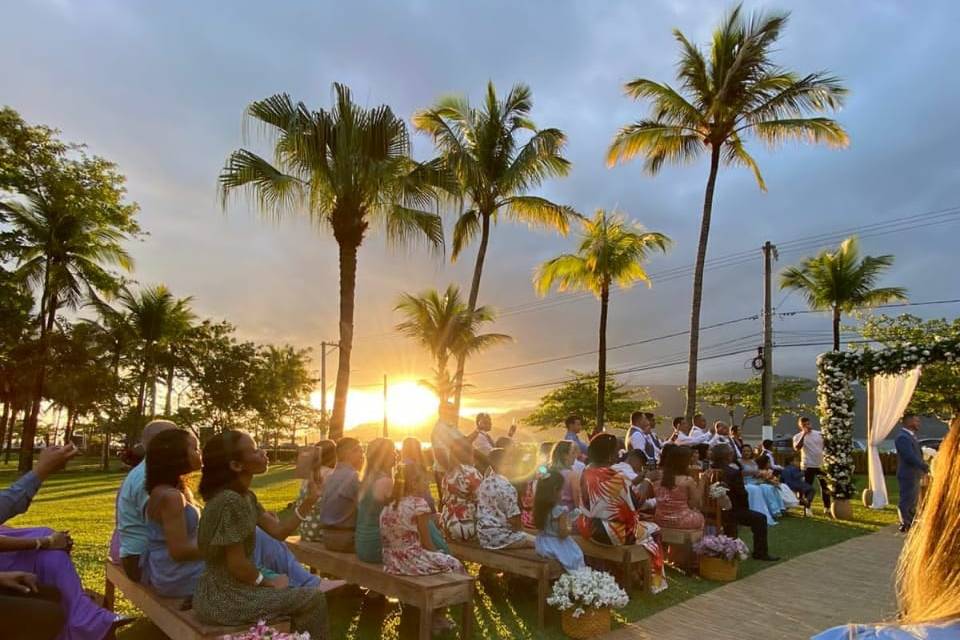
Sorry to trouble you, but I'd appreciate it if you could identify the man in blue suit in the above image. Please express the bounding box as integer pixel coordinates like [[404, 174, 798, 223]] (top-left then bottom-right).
[[895, 413, 929, 533]]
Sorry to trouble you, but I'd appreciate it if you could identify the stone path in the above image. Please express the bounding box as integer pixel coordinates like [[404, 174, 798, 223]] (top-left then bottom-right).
[[605, 526, 903, 640]]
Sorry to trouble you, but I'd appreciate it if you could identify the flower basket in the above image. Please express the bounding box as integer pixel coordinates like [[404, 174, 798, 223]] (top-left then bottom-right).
[[561, 606, 611, 639], [831, 498, 853, 520], [221, 620, 311, 640], [699, 555, 739, 582]]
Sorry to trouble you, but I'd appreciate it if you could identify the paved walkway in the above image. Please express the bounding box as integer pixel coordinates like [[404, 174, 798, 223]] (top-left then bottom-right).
[[606, 526, 903, 640]]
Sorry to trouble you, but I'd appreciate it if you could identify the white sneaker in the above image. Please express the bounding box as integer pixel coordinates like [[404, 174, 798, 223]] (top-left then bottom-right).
[[804, 507, 813, 517]]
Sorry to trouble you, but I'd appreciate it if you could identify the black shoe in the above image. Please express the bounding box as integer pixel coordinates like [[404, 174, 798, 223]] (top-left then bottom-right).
[[753, 554, 780, 562], [898, 524, 909, 533]]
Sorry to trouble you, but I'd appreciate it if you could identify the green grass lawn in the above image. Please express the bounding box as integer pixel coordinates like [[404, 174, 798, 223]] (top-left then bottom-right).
[[1, 458, 900, 639]]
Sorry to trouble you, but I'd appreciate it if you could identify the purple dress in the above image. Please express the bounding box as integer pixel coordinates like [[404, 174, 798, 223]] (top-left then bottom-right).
[[0, 472, 115, 640]]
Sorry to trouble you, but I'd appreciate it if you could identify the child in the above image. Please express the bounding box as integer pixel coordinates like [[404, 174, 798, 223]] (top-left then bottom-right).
[[296, 440, 336, 542], [533, 470, 585, 572]]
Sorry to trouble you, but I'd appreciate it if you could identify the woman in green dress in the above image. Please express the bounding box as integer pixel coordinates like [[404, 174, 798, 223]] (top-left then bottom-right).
[[194, 430, 328, 638], [355, 438, 396, 563]]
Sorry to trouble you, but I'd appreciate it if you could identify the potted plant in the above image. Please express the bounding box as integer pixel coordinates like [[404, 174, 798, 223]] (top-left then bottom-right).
[[547, 567, 629, 639], [694, 534, 749, 582], [221, 620, 311, 640]]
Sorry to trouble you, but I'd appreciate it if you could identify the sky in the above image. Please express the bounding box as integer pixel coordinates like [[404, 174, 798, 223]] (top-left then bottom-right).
[[3, 0, 959, 419]]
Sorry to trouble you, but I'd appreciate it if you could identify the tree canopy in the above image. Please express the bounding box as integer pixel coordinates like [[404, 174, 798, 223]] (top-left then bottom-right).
[[524, 371, 657, 431]]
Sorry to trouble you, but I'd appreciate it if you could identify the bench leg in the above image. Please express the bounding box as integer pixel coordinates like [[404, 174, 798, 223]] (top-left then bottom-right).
[[537, 568, 548, 629], [103, 577, 115, 612], [460, 589, 473, 640], [640, 557, 652, 596], [621, 553, 632, 593], [419, 607, 433, 640]]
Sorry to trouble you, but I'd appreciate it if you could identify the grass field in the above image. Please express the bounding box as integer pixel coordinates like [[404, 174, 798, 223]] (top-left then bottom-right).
[[1, 458, 899, 639]]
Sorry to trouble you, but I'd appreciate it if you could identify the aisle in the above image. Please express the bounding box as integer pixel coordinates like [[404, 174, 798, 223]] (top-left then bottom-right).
[[605, 526, 903, 640]]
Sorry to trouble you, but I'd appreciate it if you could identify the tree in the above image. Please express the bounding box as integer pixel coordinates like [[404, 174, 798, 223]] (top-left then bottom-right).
[[697, 375, 814, 426], [414, 81, 578, 419], [780, 236, 906, 351], [607, 5, 848, 423], [524, 371, 657, 432], [220, 85, 447, 440], [247, 345, 316, 449], [534, 210, 669, 433], [183, 320, 259, 431], [857, 314, 960, 420], [394, 285, 510, 417]]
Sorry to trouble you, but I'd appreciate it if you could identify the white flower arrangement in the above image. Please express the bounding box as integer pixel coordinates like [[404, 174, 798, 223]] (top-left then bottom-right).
[[708, 482, 728, 499], [546, 567, 629, 619]]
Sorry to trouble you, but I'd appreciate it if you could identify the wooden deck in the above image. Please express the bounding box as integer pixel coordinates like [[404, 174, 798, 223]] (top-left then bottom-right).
[[604, 526, 904, 640]]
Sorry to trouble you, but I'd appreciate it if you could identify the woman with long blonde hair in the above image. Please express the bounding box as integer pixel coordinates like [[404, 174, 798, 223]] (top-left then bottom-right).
[[814, 418, 960, 639]]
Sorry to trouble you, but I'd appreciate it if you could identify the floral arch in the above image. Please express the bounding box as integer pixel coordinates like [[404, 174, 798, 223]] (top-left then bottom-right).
[[816, 337, 960, 499]]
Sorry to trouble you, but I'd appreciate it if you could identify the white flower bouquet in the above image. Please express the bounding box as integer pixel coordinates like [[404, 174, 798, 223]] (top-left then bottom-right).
[[708, 482, 728, 499], [221, 621, 310, 640], [547, 567, 629, 619]]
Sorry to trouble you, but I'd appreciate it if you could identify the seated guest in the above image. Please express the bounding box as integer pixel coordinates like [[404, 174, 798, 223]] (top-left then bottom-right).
[[0, 571, 65, 640], [494, 436, 514, 450], [731, 425, 745, 452], [563, 414, 589, 463], [380, 463, 465, 635], [741, 445, 784, 521], [757, 439, 781, 474], [401, 437, 436, 511], [194, 431, 329, 637], [533, 470, 585, 572], [654, 445, 705, 531], [315, 437, 363, 552], [780, 455, 814, 516], [709, 444, 779, 561], [520, 443, 554, 529], [708, 421, 742, 458], [1, 444, 124, 640], [756, 455, 799, 511], [579, 433, 667, 592], [471, 412, 496, 456], [477, 449, 535, 549], [549, 441, 580, 509], [813, 419, 960, 639], [355, 438, 396, 564], [295, 439, 336, 542], [613, 449, 656, 512], [441, 437, 483, 542]]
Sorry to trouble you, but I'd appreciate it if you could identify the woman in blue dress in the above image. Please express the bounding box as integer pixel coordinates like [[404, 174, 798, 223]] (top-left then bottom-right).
[[741, 445, 784, 522], [812, 420, 960, 639]]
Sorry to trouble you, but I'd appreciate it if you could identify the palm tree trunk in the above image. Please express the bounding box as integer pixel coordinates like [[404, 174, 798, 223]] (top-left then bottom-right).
[[4, 407, 18, 464], [685, 145, 722, 424], [595, 284, 610, 436], [164, 363, 174, 416], [0, 400, 9, 456], [64, 408, 75, 444], [101, 428, 110, 472], [452, 212, 492, 423], [329, 239, 360, 441], [832, 305, 841, 351]]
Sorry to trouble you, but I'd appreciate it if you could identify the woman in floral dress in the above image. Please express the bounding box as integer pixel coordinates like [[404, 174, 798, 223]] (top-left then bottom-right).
[[578, 433, 667, 593], [441, 438, 484, 542], [477, 449, 535, 549]]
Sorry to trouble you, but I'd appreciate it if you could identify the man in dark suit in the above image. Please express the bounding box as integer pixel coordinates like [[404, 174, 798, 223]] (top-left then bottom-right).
[[895, 413, 929, 533], [709, 443, 779, 561]]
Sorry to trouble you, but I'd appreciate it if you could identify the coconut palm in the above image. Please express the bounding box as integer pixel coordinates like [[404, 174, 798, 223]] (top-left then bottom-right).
[[607, 4, 848, 421], [1, 195, 133, 471], [221, 84, 447, 440], [394, 285, 510, 418], [780, 236, 906, 351], [534, 209, 671, 433], [413, 81, 578, 419]]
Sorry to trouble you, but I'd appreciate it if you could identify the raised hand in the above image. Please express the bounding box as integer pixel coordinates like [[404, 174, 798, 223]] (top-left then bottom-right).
[[34, 444, 79, 480]]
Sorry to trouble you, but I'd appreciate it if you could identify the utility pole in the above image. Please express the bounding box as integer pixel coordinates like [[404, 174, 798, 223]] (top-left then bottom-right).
[[319, 341, 337, 436], [761, 241, 778, 427], [382, 374, 389, 438]]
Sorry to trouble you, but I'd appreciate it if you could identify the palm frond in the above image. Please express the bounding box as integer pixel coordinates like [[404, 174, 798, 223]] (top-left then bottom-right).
[[451, 210, 481, 262], [385, 206, 444, 251], [724, 133, 766, 191], [502, 196, 580, 235], [607, 121, 704, 171], [219, 149, 305, 215], [750, 117, 849, 149]]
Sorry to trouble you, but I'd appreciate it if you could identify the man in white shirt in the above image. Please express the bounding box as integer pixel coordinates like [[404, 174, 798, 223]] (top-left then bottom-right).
[[627, 411, 662, 462], [792, 416, 830, 512], [708, 421, 742, 458], [472, 413, 496, 454], [672, 415, 712, 446]]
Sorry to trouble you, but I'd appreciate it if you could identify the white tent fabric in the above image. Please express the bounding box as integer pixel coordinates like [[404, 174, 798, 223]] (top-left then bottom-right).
[[868, 367, 921, 509]]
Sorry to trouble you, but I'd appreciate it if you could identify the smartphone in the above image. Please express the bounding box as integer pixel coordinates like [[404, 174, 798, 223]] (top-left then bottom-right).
[[294, 446, 319, 479]]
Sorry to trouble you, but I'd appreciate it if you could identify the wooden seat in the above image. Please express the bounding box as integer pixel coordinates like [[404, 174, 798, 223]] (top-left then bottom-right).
[[104, 561, 291, 640], [659, 527, 704, 572], [285, 537, 474, 640], [446, 540, 563, 629], [659, 527, 704, 545], [572, 536, 653, 594]]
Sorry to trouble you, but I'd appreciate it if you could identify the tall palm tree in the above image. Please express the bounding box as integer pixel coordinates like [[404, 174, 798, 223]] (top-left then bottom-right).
[[221, 84, 447, 440], [534, 210, 670, 433], [116, 285, 194, 418], [780, 236, 906, 351], [394, 285, 509, 419], [413, 81, 578, 419], [607, 4, 848, 422], [2, 196, 133, 471]]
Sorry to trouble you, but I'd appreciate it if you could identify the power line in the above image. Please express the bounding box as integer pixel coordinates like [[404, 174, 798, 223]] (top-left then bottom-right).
[[776, 298, 960, 317]]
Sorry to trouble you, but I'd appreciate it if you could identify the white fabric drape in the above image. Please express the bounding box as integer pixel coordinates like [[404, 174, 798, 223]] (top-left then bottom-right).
[[868, 367, 921, 509]]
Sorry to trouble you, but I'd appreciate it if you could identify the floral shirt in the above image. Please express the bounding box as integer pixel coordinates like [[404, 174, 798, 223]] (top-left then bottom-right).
[[380, 496, 464, 576], [477, 472, 527, 549], [441, 464, 483, 542], [578, 465, 639, 545]]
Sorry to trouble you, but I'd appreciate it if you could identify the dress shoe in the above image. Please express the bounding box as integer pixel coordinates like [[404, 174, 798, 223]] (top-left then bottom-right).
[[753, 554, 780, 562]]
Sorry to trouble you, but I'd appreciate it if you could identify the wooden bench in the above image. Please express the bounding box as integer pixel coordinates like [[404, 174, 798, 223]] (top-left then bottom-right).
[[572, 536, 652, 594], [285, 537, 474, 640], [660, 527, 703, 572], [104, 561, 291, 640], [446, 540, 562, 629]]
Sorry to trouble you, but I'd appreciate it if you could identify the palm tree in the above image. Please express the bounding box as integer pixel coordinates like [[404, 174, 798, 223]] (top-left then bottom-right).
[[607, 4, 848, 422], [780, 236, 906, 351], [1, 195, 133, 471], [116, 285, 194, 418], [221, 84, 447, 440], [413, 81, 578, 419], [534, 210, 670, 433], [394, 285, 509, 419]]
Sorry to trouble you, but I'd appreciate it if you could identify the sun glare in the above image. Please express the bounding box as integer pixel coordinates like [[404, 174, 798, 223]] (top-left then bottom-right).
[[310, 380, 439, 430]]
